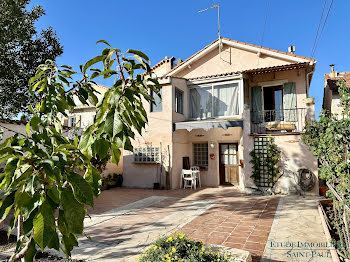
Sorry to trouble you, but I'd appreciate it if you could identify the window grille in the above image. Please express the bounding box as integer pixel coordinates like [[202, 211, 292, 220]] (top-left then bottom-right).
[[193, 143, 208, 168], [134, 147, 160, 163]]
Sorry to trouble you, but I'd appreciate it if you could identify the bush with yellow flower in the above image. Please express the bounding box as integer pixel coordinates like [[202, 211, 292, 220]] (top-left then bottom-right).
[[139, 232, 233, 261]]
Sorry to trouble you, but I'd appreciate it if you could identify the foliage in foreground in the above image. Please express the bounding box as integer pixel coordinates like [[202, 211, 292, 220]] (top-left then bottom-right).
[[302, 79, 350, 205], [302, 79, 350, 258], [0, 0, 63, 118], [0, 40, 160, 261], [139, 233, 233, 262]]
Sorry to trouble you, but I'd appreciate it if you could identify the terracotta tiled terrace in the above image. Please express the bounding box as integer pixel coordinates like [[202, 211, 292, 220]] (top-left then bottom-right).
[[83, 187, 280, 261]]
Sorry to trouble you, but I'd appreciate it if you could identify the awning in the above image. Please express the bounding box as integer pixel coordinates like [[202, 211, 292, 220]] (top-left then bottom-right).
[[174, 119, 243, 132]]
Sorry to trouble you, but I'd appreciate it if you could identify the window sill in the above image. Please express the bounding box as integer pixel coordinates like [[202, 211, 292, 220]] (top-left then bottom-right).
[[133, 162, 158, 164]]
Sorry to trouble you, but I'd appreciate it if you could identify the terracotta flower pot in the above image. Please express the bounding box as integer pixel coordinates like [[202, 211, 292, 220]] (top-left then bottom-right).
[[319, 187, 327, 196]]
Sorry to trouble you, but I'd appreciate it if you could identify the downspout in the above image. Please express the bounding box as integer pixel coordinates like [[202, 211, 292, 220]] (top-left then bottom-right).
[[306, 62, 316, 97]]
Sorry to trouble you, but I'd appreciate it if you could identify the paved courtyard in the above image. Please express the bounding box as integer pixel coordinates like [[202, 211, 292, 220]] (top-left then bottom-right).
[[0, 187, 330, 262], [70, 187, 280, 261]]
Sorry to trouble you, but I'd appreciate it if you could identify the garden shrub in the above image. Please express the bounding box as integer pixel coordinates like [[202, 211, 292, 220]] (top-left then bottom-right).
[[102, 173, 123, 189], [139, 233, 233, 262]]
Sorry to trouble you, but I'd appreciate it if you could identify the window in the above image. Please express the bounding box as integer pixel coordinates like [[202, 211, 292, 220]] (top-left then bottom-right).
[[175, 88, 183, 114], [193, 143, 208, 169], [190, 82, 240, 119], [69, 116, 76, 127], [151, 88, 162, 112], [263, 85, 283, 121], [134, 147, 160, 163]]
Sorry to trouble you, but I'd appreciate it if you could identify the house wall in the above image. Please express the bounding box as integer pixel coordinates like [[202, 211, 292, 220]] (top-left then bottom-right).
[[122, 83, 174, 188], [247, 68, 309, 109], [172, 127, 244, 189], [331, 93, 342, 117], [176, 44, 293, 79]]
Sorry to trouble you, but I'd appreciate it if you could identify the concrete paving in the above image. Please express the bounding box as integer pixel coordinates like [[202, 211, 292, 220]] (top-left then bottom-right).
[[262, 195, 332, 262]]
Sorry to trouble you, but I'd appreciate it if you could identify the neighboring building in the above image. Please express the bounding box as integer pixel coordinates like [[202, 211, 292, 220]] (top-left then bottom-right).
[[61, 83, 123, 176], [323, 65, 350, 117], [122, 38, 319, 194]]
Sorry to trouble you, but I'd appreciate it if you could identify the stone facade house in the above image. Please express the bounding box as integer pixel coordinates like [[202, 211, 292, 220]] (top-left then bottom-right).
[[122, 38, 319, 194], [323, 66, 350, 118]]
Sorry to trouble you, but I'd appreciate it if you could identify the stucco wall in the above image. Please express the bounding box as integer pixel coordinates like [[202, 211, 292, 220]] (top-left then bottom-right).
[[247, 68, 309, 109], [176, 44, 292, 79], [172, 126, 243, 189], [123, 83, 173, 188]]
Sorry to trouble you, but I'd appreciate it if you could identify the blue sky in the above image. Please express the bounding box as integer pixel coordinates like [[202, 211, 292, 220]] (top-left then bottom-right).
[[30, 0, 349, 116]]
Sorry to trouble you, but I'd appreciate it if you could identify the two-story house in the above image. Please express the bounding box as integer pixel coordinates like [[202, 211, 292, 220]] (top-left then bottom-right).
[[122, 38, 318, 194], [323, 65, 350, 118]]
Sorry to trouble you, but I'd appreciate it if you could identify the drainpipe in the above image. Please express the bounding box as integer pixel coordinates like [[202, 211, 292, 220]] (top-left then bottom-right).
[[306, 62, 315, 97]]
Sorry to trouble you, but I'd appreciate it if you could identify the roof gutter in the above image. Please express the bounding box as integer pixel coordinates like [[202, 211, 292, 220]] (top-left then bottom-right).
[[306, 61, 316, 97]]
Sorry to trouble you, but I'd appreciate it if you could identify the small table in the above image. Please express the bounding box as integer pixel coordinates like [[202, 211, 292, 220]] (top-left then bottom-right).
[[192, 170, 201, 188]]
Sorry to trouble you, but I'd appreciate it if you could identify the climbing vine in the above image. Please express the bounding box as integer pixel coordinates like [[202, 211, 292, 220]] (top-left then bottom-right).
[[250, 137, 281, 188]]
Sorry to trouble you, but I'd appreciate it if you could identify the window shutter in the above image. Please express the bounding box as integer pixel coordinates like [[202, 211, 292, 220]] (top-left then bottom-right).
[[251, 86, 263, 123], [283, 82, 297, 121], [76, 115, 81, 127]]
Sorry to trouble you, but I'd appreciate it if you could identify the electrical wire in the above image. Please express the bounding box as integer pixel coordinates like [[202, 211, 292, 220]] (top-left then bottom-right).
[[257, 0, 271, 68], [311, 0, 334, 58], [310, 0, 327, 57]]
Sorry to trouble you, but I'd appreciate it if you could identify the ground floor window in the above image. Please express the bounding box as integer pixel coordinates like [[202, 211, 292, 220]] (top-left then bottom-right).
[[134, 147, 160, 163], [193, 143, 208, 169]]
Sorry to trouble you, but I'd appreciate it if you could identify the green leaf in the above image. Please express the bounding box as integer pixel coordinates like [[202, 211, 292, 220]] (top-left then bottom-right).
[[47, 187, 60, 204], [23, 208, 38, 236], [85, 164, 101, 197], [78, 126, 93, 153], [30, 114, 41, 132], [33, 201, 55, 250], [67, 172, 94, 207], [113, 111, 123, 136], [57, 209, 68, 235], [96, 40, 111, 46], [83, 55, 105, 73], [58, 75, 70, 86], [92, 138, 109, 159], [110, 144, 121, 165], [15, 191, 40, 220], [24, 239, 37, 262], [126, 49, 150, 63], [61, 189, 85, 234], [26, 123, 30, 136], [0, 192, 15, 222], [61, 233, 78, 257]]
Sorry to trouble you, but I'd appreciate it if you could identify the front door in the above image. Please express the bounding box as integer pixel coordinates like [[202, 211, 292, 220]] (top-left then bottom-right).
[[219, 143, 239, 185]]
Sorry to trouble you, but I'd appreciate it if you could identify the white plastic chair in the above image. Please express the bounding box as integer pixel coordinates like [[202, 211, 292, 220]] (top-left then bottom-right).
[[182, 169, 196, 189], [191, 166, 201, 188]]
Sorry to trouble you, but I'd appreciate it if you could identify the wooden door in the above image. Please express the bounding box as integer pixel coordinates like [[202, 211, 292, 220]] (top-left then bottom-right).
[[219, 143, 239, 185]]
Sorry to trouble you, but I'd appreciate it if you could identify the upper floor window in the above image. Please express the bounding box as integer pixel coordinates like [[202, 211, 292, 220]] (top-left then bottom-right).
[[190, 82, 240, 119], [151, 88, 162, 112], [69, 116, 76, 127], [175, 88, 183, 114]]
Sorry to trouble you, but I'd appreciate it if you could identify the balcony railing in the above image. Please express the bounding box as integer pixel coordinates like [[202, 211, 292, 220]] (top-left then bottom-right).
[[251, 108, 307, 134]]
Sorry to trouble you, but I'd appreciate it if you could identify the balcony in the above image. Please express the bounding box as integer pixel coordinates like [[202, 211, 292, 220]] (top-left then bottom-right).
[[251, 108, 307, 134]]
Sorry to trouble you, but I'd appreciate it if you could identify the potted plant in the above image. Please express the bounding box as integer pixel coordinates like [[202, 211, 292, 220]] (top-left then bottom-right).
[[305, 97, 315, 105]]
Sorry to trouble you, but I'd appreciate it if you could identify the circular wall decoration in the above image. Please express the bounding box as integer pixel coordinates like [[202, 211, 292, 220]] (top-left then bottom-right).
[[299, 168, 316, 191]]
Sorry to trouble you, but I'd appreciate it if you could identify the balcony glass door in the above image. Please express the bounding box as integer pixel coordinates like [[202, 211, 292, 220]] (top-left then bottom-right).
[[263, 85, 283, 121]]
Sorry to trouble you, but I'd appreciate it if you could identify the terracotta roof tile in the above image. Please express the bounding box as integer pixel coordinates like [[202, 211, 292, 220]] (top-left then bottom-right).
[[325, 72, 350, 89]]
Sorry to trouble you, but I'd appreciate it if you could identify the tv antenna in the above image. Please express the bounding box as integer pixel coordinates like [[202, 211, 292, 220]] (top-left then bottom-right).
[[198, 4, 223, 55]]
